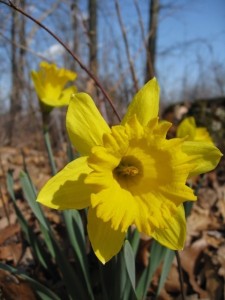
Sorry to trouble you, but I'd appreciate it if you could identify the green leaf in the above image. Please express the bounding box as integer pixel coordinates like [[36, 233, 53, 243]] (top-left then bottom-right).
[[128, 228, 140, 256], [156, 249, 175, 296], [63, 210, 94, 300], [44, 130, 57, 175], [20, 170, 49, 230], [0, 263, 60, 300], [116, 251, 128, 300], [20, 169, 55, 257], [8, 171, 91, 299], [184, 201, 194, 217], [136, 240, 167, 299], [101, 253, 128, 300], [6, 171, 53, 271], [47, 235, 90, 300], [124, 240, 136, 291]]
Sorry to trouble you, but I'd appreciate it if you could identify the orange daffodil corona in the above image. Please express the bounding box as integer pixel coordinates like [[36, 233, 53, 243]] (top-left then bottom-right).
[[31, 62, 77, 108], [37, 78, 222, 264]]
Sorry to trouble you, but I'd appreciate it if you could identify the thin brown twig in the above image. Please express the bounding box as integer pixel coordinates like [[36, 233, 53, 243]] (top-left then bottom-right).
[[0, 0, 121, 122], [175, 250, 185, 300], [114, 0, 139, 93]]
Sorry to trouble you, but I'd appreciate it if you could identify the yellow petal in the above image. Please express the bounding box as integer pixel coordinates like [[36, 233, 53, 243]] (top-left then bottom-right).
[[91, 179, 137, 232], [87, 207, 126, 264], [39, 61, 77, 84], [66, 93, 111, 155], [40, 86, 77, 107], [57, 86, 78, 106], [182, 141, 223, 177], [151, 204, 186, 250], [37, 157, 91, 209], [121, 77, 160, 126], [152, 120, 172, 138], [176, 117, 196, 140], [195, 128, 212, 143], [31, 71, 45, 100]]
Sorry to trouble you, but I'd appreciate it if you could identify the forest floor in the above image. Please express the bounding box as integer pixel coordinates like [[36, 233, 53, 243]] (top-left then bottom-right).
[[0, 108, 225, 300]]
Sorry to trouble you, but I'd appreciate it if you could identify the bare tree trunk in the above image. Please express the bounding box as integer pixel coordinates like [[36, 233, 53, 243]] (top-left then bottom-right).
[[88, 0, 109, 122], [8, 0, 26, 145], [145, 0, 159, 82], [69, 0, 79, 71], [88, 0, 98, 75]]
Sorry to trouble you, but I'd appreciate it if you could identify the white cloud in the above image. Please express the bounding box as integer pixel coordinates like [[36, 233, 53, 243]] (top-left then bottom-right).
[[42, 43, 65, 59]]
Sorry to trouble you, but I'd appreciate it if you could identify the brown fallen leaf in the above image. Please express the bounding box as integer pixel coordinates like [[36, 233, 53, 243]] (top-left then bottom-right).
[[216, 191, 225, 220], [197, 188, 217, 209], [0, 243, 23, 264], [187, 205, 221, 245], [136, 237, 152, 268], [0, 269, 36, 300], [204, 258, 224, 299], [165, 264, 181, 294], [0, 224, 20, 245], [216, 244, 225, 278], [180, 238, 209, 298], [44, 209, 61, 224]]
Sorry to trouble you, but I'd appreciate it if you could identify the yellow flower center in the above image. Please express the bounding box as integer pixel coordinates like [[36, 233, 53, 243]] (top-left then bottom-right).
[[115, 164, 139, 177], [114, 156, 142, 179]]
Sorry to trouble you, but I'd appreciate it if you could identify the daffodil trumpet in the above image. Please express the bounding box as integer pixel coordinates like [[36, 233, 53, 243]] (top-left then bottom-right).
[[31, 61, 77, 111]]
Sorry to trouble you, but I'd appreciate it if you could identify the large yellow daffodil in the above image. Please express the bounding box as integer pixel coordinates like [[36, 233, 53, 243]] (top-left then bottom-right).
[[31, 61, 77, 107], [37, 78, 222, 264]]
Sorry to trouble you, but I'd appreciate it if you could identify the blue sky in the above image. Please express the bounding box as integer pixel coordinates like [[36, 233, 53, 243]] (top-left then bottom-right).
[[0, 0, 224, 111], [155, 0, 225, 100], [87, 0, 225, 104]]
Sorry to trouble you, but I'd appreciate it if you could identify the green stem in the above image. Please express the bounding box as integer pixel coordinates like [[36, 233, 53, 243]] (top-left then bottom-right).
[[43, 129, 57, 175], [175, 250, 185, 300]]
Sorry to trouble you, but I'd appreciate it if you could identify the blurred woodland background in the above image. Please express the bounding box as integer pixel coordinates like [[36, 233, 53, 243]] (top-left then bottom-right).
[[0, 1, 225, 299], [0, 0, 224, 149]]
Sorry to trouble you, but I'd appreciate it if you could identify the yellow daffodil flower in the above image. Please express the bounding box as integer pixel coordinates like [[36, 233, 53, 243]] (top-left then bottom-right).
[[37, 78, 222, 264], [31, 61, 77, 108], [177, 116, 212, 143]]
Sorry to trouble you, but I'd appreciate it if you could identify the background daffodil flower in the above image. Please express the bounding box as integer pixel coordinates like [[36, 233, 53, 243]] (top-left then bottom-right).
[[37, 78, 222, 264], [177, 116, 212, 143], [176, 116, 219, 176], [31, 61, 77, 108]]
